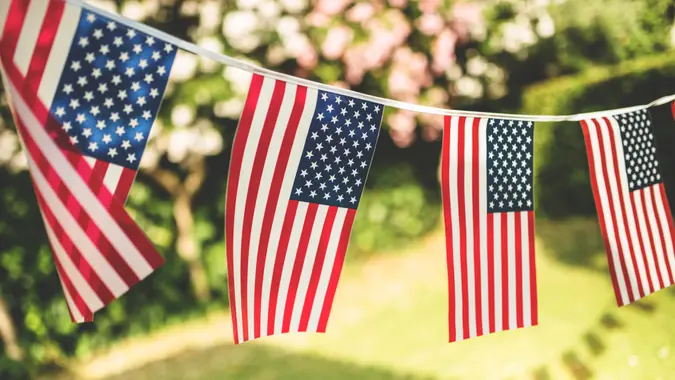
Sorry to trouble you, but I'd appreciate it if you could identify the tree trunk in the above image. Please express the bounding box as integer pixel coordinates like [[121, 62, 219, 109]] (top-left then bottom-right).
[[0, 296, 23, 361]]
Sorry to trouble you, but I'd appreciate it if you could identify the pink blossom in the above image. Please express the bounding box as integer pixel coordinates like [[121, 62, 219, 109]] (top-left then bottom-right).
[[419, 0, 442, 14], [451, 3, 484, 42], [431, 28, 457, 75], [305, 11, 331, 27], [346, 2, 375, 23], [322, 26, 353, 60], [344, 46, 368, 84], [387, 0, 407, 8], [315, 0, 353, 15], [417, 13, 445, 36], [296, 43, 318, 69], [387, 110, 417, 147]]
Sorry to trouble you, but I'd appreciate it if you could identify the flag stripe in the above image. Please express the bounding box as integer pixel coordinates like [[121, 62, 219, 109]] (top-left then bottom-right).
[[633, 191, 660, 291], [515, 211, 524, 328], [317, 209, 356, 332], [527, 211, 537, 325], [469, 117, 481, 338], [14, 0, 50, 75], [477, 118, 489, 336], [654, 186, 675, 284], [441, 115, 456, 341], [643, 188, 669, 287], [0, 0, 12, 36], [448, 115, 463, 341], [0, 0, 29, 67]]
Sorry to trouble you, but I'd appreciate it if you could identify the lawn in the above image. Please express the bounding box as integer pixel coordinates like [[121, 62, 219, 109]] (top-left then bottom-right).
[[59, 221, 675, 380]]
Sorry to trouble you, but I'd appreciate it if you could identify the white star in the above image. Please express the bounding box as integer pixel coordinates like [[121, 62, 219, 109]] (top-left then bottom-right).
[[110, 113, 120, 122], [104, 98, 114, 108], [335, 96, 342, 104], [121, 140, 131, 149], [331, 116, 338, 124], [144, 74, 154, 84], [119, 52, 130, 62], [157, 66, 167, 76], [340, 108, 347, 116], [62, 84, 74, 95], [108, 147, 117, 157], [300, 169, 308, 177], [134, 132, 144, 141], [90, 106, 100, 116], [146, 36, 156, 46], [55, 107, 66, 117], [127, 153, 137, 163], [151, 51, 161, 61], [366, 114, 372, 121], [96, 120, 105, 130], [149, 88, 159, 98], [323, 193, 331, 200], [321, 93, 328, 101], [164, 44, 174, 53], [76, 113, 86, 123], [131, 82, 141, 92], [138, 59, 148, 69], [295, 188, 303, 196], [99, 45, 110, 55], [77, 37, 88, 48], [107, 21, 117, 31], [327, 104, 334, 113], [91, 68, 102, 79], [118, 89, 128, 100], [142, 111, 152, 120], [311, 132, 319, 140], [71, 60, 82, 71], [105, 60, 116, 70], [113, 36, 123, 47], [61, 121, 72, 132], [374, 105, 380, 113], [350, 197, 357, 204], [123, 104, 133, 114], [354, 111, 361, 119], [97, 83, 108, 93], [309, 190, 317, 198], [82, 128, 92, 138], [85, 53, 95, 63], [317, 113, 325, 121], [127, 29, 137, 39], [348, 99, 355, 107], [130, 118, 139, 128], [115, 126, 125, 135], [88, 141, 98, 151], [125, 67, 135, 77], [111, 75, 122, 86], [69, 135, 78, 145], [86, 13, 96, 23]]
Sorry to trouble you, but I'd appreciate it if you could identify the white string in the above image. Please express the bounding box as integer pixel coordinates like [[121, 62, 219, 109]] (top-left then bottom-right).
[[67, 0, 675, 123]]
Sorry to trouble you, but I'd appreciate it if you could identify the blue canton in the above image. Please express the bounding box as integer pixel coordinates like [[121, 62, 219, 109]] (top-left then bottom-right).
[[49, 11, 176, 170], [614, 109, 661, 192], [289, 92, 384, 209], [486, 118, 534, 213]]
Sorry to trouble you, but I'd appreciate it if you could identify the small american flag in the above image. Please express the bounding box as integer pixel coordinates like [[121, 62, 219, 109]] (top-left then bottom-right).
[[581, 110, 675, 306], [226, 74, 383, 343], [0, 0, 169, 322], [441, 116, 538, 342]]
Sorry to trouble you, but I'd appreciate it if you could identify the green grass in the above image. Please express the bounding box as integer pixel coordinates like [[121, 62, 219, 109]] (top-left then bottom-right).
[[78, 223, 675, 380]]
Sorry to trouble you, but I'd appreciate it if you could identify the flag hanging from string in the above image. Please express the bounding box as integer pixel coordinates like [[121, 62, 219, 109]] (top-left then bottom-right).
[[0, 0, 173, 322], [580, 110, 675, 306], [225, 73, 384, 343], [441, 116, 538, 342]]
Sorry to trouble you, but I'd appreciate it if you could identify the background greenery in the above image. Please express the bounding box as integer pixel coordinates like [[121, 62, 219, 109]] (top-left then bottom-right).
[[2, 0, 675, 378]]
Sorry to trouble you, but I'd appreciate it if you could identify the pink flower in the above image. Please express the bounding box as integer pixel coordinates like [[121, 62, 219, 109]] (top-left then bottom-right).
[[346, 2, 375, 23], [417, 13, 445, 36], [315, 0, 353, 15], [432, 28, 457, 75], [297, 44, 318, 69], [388, 110, 417, 147], [387, 0, 407, 8], [322, 26, 353, 60], [451, 3, 484, 42], [419, 0, 442, 14]]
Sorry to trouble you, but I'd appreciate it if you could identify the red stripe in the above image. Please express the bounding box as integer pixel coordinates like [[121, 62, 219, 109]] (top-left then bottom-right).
[[317, 209, 356, 332], [580, 121, 623, 305], [22, 0, 64, 106], [113, 167, 137, 203], [0, 0, 29, 64], [486, 213, 495, 334], [602, 117, 645, 299], [470, 117, 482, 336], [500, 212, 508, 330], [456, 116, 469, 340], [588, 119, 634, 304], [239, 80, 286, 342], [639, 190, 664, 289], [441, 116, 456, 341], [225, 74, 264, 343], [671, 101, 675, 121], [282, 203, 318, 333], [266, 200, 299, 335], [515, 212, 523, 328], [253, 85, 308, 338], [35, 189, 95, 321], [654, 185, 675, 285], [299, 206, 338, 331], [527, 212, 537, 325], [629, 191, 655, 294]]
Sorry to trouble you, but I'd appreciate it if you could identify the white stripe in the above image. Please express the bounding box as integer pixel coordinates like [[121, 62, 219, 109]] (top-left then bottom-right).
[[507, 212, 516, 330], [246, 83, 296, 339], [632, 191, 660, 291], [653, 186, 675, 285], [37, 3, 81, 106], [8, 83, 154, 279], [57, 275, 84, 323], [448, 116, 463, 341], [595, 118, 640, 301], [521, 212, 531, 327], [24, 153, 128, 296], [42, 212, 105, 311], [644, 187, 670, 286], [260, 87, 317, 335], [306, 208, 347, 331], [0, 0, 12, 36], [585, 119, 629, 305], [232, 76, 276, 341], [13, 0, 50, 75], [493, 213, 502, 332], [478, 118, 489, 335], [274, 202, 308, 334], [606, 117, 651, 297], [464, 117, 476, 338], [103, 164, 124, 194], [289, 205, 329, 332]]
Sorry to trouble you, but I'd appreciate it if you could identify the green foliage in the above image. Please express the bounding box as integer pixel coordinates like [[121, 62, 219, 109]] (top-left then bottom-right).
[[522, 52, 675, 219]]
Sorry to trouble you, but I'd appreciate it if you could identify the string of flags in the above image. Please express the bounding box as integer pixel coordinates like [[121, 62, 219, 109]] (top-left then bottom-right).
[[1, 0, 675, 344]]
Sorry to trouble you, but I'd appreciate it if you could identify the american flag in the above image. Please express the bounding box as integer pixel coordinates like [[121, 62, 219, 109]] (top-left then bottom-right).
[[0, 0, 169, 322], [441, 116, 538, 342], [226, 74, 383, 343], [581, 110, 675, 306]]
